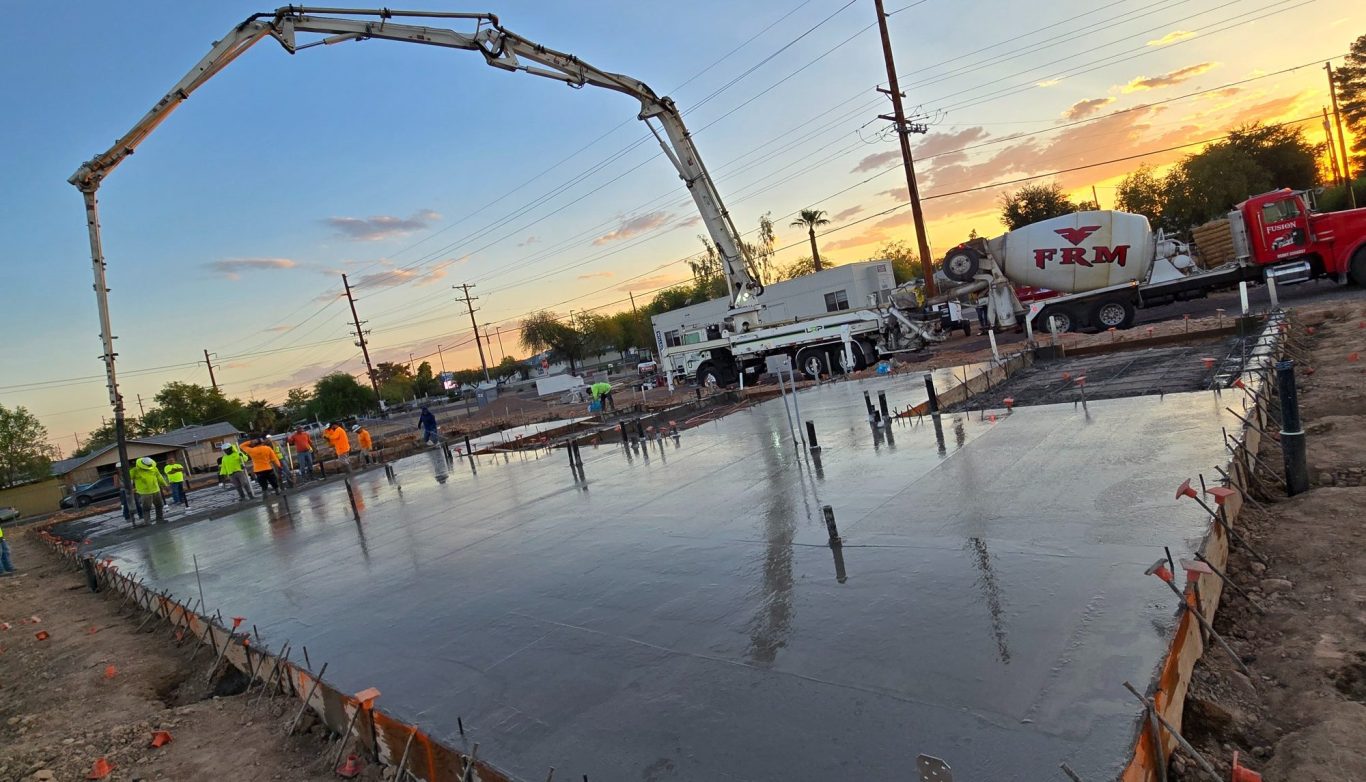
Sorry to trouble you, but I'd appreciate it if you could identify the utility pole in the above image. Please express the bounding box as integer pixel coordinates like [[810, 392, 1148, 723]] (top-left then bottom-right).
[[1323, 107, 1343, 188], [873, 0, 935, 298], [1091, 185, 1101, 210], [342, 273, 382, 404], [494, 325, 506, 361], [455, 283, 490, 382], [1327, 62, 1357, 209], [203, 349, 219, 393], [136, 394, 146, 417], [437, 344, 447, 375]]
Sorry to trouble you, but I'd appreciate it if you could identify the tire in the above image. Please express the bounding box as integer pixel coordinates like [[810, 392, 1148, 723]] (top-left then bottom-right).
[[1037, 305, 1079, 333], [1089, 298, 1135, 330], [696, 363, 720, 388], [942, 246, 982, 283], [76, 495, 92, 508], [1350, 247, 1366, 286], [796, 348, 826, 380]]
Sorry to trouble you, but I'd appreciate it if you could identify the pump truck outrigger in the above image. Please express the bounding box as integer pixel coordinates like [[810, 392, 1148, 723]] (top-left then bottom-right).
[[72, 7, 950, 405]]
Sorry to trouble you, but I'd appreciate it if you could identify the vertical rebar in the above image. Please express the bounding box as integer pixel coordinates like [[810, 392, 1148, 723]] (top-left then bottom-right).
[[1276, 359, 1308, 495]]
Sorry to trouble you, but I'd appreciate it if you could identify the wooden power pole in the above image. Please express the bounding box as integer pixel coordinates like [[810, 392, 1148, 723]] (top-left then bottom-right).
[[455, 284, 490, 382], [342, 273, 382, 402], [203, 349, 219, 393], [873, 0, 935, 297], [1327, 62, 1357, 209]]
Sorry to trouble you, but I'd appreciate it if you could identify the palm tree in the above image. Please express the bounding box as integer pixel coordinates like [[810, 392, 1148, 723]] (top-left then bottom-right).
[[790, 209, 831, 272]]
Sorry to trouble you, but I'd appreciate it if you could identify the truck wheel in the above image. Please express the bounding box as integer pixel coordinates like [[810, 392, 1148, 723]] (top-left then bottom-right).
[[796, 348, 826, 380], [1089, 298, 1135, 330], [1350, 247, 1366, 286], [696, 363, 719, 388], [1037, 305, 1078, 333], [942, 246, 982, 283]]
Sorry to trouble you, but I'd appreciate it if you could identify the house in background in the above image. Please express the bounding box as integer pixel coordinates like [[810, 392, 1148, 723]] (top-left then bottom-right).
[[49, 421, 243, 491]]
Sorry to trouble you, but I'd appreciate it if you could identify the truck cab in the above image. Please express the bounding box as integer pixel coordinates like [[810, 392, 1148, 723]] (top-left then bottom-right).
[[1231, 189, 1366, 284]]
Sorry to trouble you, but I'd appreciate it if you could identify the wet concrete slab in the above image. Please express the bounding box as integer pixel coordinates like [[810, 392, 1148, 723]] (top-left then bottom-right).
[[76, 368, 1239, 781]]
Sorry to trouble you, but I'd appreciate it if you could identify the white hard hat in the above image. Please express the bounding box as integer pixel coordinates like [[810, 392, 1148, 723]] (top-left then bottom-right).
[[138, 456, 155, 468], [351, 424, 361, 432], [221, 443, 232, 451]]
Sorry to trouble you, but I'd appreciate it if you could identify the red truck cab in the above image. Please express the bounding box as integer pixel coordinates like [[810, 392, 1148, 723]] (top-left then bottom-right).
[[1232, 189, 1366, 284]]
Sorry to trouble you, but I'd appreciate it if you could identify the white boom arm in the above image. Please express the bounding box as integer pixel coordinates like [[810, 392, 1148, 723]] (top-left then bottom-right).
[[69, 7, 761, 306]]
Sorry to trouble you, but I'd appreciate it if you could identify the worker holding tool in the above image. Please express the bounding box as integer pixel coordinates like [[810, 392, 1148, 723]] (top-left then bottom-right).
[[323, 421, 354, 471], [218, 443, 254, 501], [130, 456, 170, 524], [287, 426, 315, 481], [353, 424, 375, 464], [417, 406, 440, 445], [163, 458, 189, 507], [590, 381, 615, 412], [240, 438, 284, 496]]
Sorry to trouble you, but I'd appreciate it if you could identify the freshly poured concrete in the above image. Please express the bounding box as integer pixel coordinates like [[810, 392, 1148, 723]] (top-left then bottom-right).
[[79, 370, 1238, 781]]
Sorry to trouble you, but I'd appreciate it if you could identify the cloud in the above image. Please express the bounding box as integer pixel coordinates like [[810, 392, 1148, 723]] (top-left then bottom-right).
[[264, 325, 292, 333], [353, 265, 448, 289], [518, 235, 541, 247], [1121, 62, 1218, 93], [207, 257, 296, 280], [1036, 79, 1060, 88], [1061, 97, 1116, 121], [324, 209, 441, 241], [1146, 30, 1196, 47], [879, 187, 908, 202], [830, 205, 864, 221], [851, 149, 901, 173], [592, 211, 673, 245], [577, 271, 614, 280], [615, 273, 685, 293], [916, 126, 990, 166]]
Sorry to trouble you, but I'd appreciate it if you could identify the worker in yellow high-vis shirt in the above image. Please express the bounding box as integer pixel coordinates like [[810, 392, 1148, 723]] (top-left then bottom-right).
[[163, 459, 189, 507], [0, 519, 15, 576]]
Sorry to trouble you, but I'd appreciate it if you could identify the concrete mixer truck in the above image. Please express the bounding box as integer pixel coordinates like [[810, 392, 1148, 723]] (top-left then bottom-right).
[[939, 189, 1366, 333]]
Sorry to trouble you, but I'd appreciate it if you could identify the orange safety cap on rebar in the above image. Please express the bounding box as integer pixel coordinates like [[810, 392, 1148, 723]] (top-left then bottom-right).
[[34, 631, 50, 641], [1175, 478, 1198, 501], [1206, 486, 1237, 506], [231, 616, 245, 629], [1350, 352, 1360, 363], [1201, 357, 1216, 369], [104, 665, 117, 679], [86, 757, 114, 779], [354, 687, 381, 708], [336, 753, 365, 778], [1231, 751, 1263, 782], [149, 730, 173, 748]]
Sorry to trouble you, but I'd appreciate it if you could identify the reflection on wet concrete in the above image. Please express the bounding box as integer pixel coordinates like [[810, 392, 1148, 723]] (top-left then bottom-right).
[[72, 368, 1240, 782]]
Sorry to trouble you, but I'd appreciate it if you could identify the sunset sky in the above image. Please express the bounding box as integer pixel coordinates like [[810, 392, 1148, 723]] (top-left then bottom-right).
[[2, 0, 1363, 452]]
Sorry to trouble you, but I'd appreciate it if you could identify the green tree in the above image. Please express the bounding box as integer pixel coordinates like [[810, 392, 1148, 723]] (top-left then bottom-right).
[[790, 209, 831, 272], [1115, 164, 1166, 226], [998, 182, 1079, 230], [412, 361, 442, 398], [1162, 144, 1272, 232], [1332, 33, 1366, 168], [310, 373, 375, 421], [0, 404, 55, 486], [283, 388, 313, 419], [647, 286, 696, 316], [373, 362, 412, 386], [141, 382, 245, 433], [242, 399, 282, 434], [520, 311, 601, 374], [770, 255, 830, 282], [1224, 123, 1319, 191], [493, 355, 525, 381], [744, 212, 778, 285], [75, 419, 119, 457]]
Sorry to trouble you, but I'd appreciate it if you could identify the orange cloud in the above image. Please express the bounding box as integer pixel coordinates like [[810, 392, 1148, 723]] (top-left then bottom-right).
[[1121, 62, 1218, 93], [593, 211, 674, 245], [1146, 30, 1197, 47], [1061, 97, 1116, 121]]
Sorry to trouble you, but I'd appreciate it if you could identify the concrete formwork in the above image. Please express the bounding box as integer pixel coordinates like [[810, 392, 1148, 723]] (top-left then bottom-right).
[[56, 355, 1273, 781]]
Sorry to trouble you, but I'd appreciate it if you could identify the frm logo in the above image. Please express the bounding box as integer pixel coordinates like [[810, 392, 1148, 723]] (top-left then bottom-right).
[[1034, 225, 1130, 269]]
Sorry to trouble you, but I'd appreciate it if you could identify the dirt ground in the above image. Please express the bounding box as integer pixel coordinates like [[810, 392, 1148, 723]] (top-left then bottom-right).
[[0, 534, 379, 782], [1172, 299, 1366, 780]]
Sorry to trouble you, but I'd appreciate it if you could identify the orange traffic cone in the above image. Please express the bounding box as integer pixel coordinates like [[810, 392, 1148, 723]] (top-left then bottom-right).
[[149, 729, 173, 748], [87, 757, 115, 779], [336, 753, 365, 778]]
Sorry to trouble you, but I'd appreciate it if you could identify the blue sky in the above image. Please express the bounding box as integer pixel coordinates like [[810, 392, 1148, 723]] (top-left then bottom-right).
[[2, 0, 1362, 452]]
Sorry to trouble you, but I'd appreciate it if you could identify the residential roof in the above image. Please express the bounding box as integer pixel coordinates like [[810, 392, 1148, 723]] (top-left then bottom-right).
[[151, 421, 241, 446], [50, 438, 192, 476]]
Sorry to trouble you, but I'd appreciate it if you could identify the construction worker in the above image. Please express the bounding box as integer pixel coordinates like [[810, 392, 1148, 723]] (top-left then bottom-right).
[[417, 406, 440, 445], [322, 421, 353, 470], [353, 424, 375, 464], [287, 426, 315, 480], [590, 381, 615, 412], [218, 443, 254, 501], [163, 458, 189, 507], [130, 456, 169, 524], [0, 517, 15, 576], [240, 438, 284, 496]]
